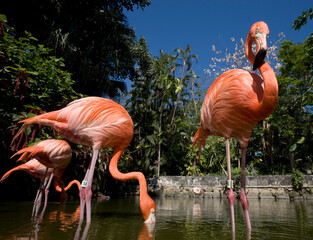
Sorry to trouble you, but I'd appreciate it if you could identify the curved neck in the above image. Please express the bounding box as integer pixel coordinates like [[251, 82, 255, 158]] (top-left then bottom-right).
[[257, 63, 279, 116], [245, 34, 278, 117], [0, 164, 33, 182], [54, 179, 81, 192], [245, 34, 255, 66], [109, 149, 148, 196]]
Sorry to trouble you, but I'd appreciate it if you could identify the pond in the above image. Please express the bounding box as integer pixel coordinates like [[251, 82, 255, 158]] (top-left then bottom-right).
[[0, 197, 312, 239]]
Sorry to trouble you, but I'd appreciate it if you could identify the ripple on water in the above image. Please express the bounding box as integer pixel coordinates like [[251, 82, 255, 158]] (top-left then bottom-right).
[[0, 198, 313, 239]]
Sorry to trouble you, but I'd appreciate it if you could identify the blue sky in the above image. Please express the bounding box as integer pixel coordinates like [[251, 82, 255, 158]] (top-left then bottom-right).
[[125, 0, 313, 89]]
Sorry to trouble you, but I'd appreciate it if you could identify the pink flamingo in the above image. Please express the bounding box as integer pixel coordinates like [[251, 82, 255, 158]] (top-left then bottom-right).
[[1, 159, 80, 210], [11, 97, 156, 225], [3, 139, 73, 215], [192, 21, 278, 232]]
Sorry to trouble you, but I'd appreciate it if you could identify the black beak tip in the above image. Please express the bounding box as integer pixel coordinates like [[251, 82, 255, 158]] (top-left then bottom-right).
[[253, 48, 267, 71]]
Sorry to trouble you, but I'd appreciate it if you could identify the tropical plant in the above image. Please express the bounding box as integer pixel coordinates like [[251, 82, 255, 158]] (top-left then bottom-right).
[[291, 169, 304, 191], [292, 8, 313, 31], [0, 15, 81, 199], [0, 15, 80, 150], [269, 35, 313, 172], [127, 41, 203, 177], [1, 0, 151, 98]]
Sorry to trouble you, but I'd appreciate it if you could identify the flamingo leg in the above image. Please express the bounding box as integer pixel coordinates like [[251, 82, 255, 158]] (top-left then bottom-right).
[[240, 147, 251, 230], [32, 187, 42, 217], [80, 149, 99, 224], [32, 168, 49, 216], [226, 138, 235, 233], [40, 169, 55, 217]]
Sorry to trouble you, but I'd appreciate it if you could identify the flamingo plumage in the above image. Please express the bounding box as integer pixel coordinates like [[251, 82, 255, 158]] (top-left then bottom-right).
[[0, 159, 80, 203], [2, 139, 73, 215], [11, 97, 156, 225], [192, 21, 278, 232]]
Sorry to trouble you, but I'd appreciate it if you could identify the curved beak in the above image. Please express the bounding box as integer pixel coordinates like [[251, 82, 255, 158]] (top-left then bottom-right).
[[253, 32, 268, 71]]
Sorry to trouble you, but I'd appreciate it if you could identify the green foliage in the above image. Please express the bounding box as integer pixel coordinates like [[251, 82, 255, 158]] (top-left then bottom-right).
[[0, 17, 80, 150], [180, 145, 206, 176], [266, 36, 313, 171], [127, 41, 203, 177], [291, 169, 304, 191], [1, 0, 151, 98], [292, 8, 313, 31]]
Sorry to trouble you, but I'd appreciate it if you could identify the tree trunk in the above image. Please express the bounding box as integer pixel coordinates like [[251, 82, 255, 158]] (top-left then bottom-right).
[[290, 152, 295, 169], [261, 121, 267, 165], [157, 100, 164, 177]]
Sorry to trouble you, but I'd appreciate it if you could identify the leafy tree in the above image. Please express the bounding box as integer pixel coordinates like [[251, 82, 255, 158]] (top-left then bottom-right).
[[127, 41, 203, 177], [171, 45, 198, 125], [271, 35, 313, 172], [1, 0, 151, 97], [0, 16, 81, 199], [292, 8, 313, 31], [126, 36, 156, 175], [0, 15, 79, 147]]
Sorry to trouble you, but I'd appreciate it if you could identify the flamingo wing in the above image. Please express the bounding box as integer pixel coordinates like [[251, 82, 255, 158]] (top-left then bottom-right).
[[201, 69, 264, 147]]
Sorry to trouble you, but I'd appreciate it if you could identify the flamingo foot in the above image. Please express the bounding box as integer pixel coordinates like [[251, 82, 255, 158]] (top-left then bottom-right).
[[85, 185, 92, 224], [43, 189, 49, 208], [39, 189, 49, 218], [79, 186, 86, 223], [32, 190, 43, 217], [240, 189, 251, 230], [79, 184, 93, 223], [228, 188, 236, 233]]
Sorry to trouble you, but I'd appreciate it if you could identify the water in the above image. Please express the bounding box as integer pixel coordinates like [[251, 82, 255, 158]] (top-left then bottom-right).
[[0, 197, 312, 239]]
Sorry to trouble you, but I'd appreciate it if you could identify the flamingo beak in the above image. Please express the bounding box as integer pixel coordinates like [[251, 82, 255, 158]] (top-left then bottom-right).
[[145, 208, 156, 225], [253, 32, 268, 71]]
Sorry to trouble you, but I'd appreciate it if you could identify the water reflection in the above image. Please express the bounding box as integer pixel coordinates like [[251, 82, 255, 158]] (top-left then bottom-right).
[[0, 197, 313, 239]]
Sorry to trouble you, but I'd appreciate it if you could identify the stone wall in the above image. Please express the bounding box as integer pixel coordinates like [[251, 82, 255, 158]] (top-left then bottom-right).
[[146, 175, 313, 200]]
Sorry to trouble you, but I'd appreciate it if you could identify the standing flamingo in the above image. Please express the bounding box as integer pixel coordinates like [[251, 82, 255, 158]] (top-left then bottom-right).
[[192, 21, 278, 232], [11, 97, 156, 225], [4, 139, 72, 215]]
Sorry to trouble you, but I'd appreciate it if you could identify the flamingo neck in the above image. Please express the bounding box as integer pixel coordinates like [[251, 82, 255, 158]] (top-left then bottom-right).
[[109, 149, 148, 196], [245, 34, 255, 66], [0, 164, 33, 182], [245, 34, 278, 118], [257, 63, 279, 116], [55, 179, 81, 192]]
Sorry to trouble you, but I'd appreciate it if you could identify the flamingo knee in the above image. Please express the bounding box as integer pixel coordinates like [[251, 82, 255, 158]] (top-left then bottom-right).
[[227, 188, 235, 205], [240, 190, 249, 210]]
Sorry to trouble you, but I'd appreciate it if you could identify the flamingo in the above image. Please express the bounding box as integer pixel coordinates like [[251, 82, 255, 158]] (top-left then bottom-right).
[[192, 21, 278, 232], [0, 159, 80, 205], [54, 178, 81, 203], [11, 97, 156, 225], [4, 139, 73, 215]]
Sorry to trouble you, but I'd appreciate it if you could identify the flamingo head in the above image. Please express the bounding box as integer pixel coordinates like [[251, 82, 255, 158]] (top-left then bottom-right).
[[250, 21, 269, 70], [140, 195, 156, 224]]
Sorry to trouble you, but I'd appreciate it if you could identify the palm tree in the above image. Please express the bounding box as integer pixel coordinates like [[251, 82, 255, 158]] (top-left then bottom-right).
[[171, 45, 198, 126]]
